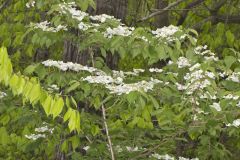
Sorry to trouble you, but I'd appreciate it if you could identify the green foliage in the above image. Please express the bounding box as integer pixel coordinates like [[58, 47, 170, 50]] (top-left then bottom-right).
[[0, 0, 240, 160]]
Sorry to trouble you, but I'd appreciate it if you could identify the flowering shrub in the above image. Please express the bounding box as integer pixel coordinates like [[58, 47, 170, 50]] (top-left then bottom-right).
[[0, 1, 240, 160]]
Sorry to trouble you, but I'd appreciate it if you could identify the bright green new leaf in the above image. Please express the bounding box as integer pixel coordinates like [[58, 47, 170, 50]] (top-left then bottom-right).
[[52, 97, 64, 119]]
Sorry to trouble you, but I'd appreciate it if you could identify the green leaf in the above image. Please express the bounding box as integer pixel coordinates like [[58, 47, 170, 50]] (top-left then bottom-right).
[[64, 108, 72, 122], [28, 84, 41, 104], [66, 81, 80, 93], [226, 30, 235, 46], [42, 95, 52, 116], [52, 97, 64, 119], [224, 56, 236, 69]]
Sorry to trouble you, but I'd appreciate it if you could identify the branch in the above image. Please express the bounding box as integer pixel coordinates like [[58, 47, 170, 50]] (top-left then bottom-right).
[[102, 105, 115, 160], [139, 0, 187, 22], [193, 14, 240, 30], [215, 15, 240, 24], [177, 0, 205, 25]]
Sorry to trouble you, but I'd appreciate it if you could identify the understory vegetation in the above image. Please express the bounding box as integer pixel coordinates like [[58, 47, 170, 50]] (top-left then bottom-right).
[[0, 0, 240, 159]]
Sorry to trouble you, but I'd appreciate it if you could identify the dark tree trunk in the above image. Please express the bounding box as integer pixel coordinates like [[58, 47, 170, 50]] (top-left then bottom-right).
[[62, 0, 128, 69], [154, 0, 169, 27]]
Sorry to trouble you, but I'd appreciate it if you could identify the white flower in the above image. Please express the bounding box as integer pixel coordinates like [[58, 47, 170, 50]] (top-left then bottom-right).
[[26, 1, 35, 8], [168, 60, 173, 65], [223, 94, 239, 100], [227, 72, 240, 83], [106, 79, 162, 95], [78, 22, 91, 31], [177, 57, 191, 68], [90, 14, 115, 23], [204, 56, 219, 61], [189, 63, 200, 71], [149, 68, 163, 73], [30, 21, 67, 32], [236, 101, 240, 107], [83, 75, 116, 84], [151, 154, 174, 160], [35, 125, 54, 133], [232, 119, 240, 127], [176, 83, 186, 91], [219, 72, 228, 78], [126, 146, 139, 152], [152, 25, 180, 41], [210, 102, 221, 111], [83, 146, 90, 151], [25, 134, 46, 140], [0, 92, 7, 99], [104, 25, 133, 38], [140, 36, 148, 42], [59, 2, 88, 22], [205, 71, 215, 79], [200, 92, 217, 100], [42, 60, 97, 73], [133, 68, 145, 74], [226, 119, 240, 127]]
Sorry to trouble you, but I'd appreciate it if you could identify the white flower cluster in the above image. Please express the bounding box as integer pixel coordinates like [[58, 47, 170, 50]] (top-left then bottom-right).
[[151, 153, 199, 160], [25, 134, 46, 140], [104, 26, 134, 38], [30, 21, 67, 32], [42, 60, 163, 95], [112, 69, 145, 77], [106, 78, 162, 95], [0, 91, 7, 99], [151, 154, 174, 160], [42, 60, 97, 73], [59, 2, 88, 22], [204, 56, 219, 61], [210, 102, 221, 112], [47, 84, 59, 92], [227, 72, 240, 83], [149, 68, 163, 73], [194, 45, 218, 61], [199, 91, 217, 100], [189, 63, 200, 71], [83, 75, 123, 85], [126, 146, 139, 152], [78, 22, 91, 31], [26, 1, 35, 8], [139, 36, 149, 42], [25, 124, 54, 140], [90, 14, 116, 23], [30, 1, 188, 45], [181, 69, 212, 95], [177, 57, 191, 68], [35, 125, 54, 134], [83, 146, 90, 151], [152, 25, 180, 41], [236, 101, 240, 107], [226, 119, 240, 127], [223, 94, 239, 100], [194, 45, 209, 55]]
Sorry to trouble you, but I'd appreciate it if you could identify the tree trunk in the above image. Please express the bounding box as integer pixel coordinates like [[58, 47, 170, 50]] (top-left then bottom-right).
[[154, 0, 169, 27], [63, 0, 128, 69]]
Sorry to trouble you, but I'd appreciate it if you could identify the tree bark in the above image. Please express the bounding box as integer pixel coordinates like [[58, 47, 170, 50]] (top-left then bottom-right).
[[154, 0, 169, 27], [63, 0, 128, 69]]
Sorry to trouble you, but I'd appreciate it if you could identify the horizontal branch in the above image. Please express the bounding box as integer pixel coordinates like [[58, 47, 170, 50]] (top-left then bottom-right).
[[177, 0, 206, 25], [139, 0, 187, 22], [215, 15, 240, 24], [193, 14, 240, 30]]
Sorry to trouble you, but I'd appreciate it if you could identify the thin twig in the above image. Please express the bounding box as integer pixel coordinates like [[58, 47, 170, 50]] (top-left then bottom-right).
[[102, 105, 115, 160]]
